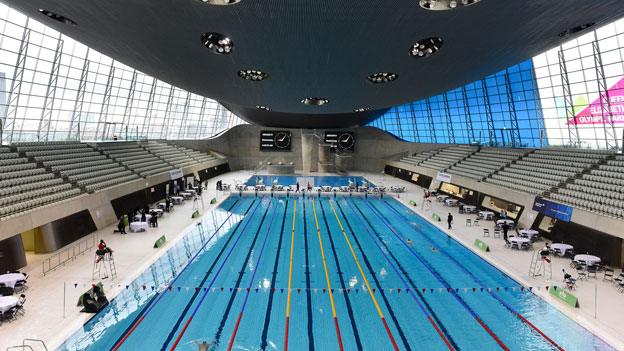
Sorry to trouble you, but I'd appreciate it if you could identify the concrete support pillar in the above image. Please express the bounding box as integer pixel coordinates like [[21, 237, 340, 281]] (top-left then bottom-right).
[[301, 130, 318, 173], [0, 234, 27, 272]]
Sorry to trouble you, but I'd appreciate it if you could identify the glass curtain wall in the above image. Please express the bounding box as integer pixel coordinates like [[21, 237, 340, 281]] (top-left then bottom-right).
[[371, 17, 624, 151], [0, 4, 243, 144]]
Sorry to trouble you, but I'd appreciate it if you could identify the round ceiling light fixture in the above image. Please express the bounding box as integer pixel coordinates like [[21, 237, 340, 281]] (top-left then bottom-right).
[[238, 69, 269, 81], [38, 9, 77, 25], [410, 37, 444, 58], [558, 23, 595, 38], [301, 97, 329, 106], [201, 32, 233, 54], [255, 105, 271, 111], [353, 107, 372, 112], [200, 0, 242, 5], [419, 0, 481, 10], [367, 72, 398, 84]]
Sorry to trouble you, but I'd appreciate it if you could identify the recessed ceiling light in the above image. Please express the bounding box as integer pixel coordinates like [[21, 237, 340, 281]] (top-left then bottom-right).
[[238, 69, 269, 81], [200, 0, 242, 5], [38, 9, 76, 25], [353, 107, 372, 112], [367, 72, 398, 84], [419, 0, 481, 10], [410, 37, 444, 58], [201, 32, 233, 54], [256, 105, 270, 111], [301, 98, 329, 106], [558, 23, 596, 38]]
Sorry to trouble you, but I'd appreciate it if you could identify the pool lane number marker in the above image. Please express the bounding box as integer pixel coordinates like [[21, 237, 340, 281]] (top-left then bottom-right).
[[327, 198, 400, 351], [311, 197, 345, 351]]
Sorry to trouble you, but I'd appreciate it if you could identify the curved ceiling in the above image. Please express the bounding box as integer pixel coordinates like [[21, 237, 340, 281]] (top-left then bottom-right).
[[5, 0, 624, 127]]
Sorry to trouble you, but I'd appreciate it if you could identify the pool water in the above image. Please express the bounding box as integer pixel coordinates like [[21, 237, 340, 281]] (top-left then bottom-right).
[[60, 195, 613, 350], [244, 175, 373, 188]]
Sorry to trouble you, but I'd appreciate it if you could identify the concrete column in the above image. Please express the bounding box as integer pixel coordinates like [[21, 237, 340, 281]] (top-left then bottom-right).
[[0, 234, 27, 271], [301, 130, 317, 173]]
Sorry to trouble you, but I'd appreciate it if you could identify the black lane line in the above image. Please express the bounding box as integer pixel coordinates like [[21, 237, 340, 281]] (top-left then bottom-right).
[[159, 198, 257, 348], [333, 199, 412, 351], [351, 200, 461, 351], [111, 198, 241, 349], [212, 198, 274, 345], [302, 198, 315, 351], [316, 198, 363, 351], [260, 198, 289, 350]]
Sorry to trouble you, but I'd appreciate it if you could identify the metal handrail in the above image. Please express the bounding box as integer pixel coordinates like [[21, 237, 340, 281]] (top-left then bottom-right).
[[6, 338, 48, 351], [6, 346, 33, 351], [42, 231, 98, 276]]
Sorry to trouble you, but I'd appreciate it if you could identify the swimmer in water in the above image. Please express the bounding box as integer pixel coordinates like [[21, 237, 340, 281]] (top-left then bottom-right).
[[431, 247, 438, 252], [406, 239, 413, 246], [193, 340, 216, 351]]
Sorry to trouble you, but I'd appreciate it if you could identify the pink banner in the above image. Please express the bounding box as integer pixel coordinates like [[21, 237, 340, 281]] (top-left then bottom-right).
[[567, 77, 624, 125]]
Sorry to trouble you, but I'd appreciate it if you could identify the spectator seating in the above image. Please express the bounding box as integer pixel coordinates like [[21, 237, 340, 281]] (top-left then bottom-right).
[[97, 142, 174, 177], [18, 142, 141, 192], [0, 143, 82, 219], [446, 148, 526, 180], [142, 142, 202, 169], [397, 146, 477, 171], [417, 145, 477, 171], [550, 154, 624, 218], [484, 148, 609, 195]]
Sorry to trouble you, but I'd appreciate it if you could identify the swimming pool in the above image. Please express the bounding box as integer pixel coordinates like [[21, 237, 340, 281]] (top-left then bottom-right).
[[244, 175, 373, 187], [60, 194, 613, 350]]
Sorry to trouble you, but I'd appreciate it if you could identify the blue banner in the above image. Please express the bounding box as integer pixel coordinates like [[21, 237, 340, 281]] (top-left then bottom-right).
[[532, 197, 573, 222]]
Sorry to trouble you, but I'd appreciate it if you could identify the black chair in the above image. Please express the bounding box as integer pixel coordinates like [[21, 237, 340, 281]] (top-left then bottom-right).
[[0, 286, 14, 296], [613, 272, 624, 286], [576, 266, 588, 280], [587, 265, 598, 278], [0, 306, 18, 324], [603, 268, 614, 281], [15, 294, 25, 316]]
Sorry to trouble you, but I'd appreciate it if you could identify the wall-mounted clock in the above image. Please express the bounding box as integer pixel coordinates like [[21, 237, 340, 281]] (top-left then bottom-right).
[[260, 130, 291, 151], [325, 131, 355, 152]]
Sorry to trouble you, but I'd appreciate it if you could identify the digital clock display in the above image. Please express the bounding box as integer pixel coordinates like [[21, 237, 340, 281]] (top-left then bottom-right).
[[260, 130, 291, 151]]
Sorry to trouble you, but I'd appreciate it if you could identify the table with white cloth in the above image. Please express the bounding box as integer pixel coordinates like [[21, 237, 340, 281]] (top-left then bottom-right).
[[445, 198, 459, 206], [149, 208, 164, 217], [129, 221, 149, 232], [332, 187, 341, 192], [390, 185, 405, 193], [550, 243, 574, 256], [179, 191, 193, 199], [340, 186, 350, 192], [496, 219, 515, 228], [462, 205, 477, 213], [478, 211, 494, 220], [518, 229, 539, 240], [321, 185, 332, 192], [245, 186, 256, 191], [235, 184, 245, 191], [436, 194, 449, 202], [134, 214, 152, 222], [574, 254, 601, 266], [0, 296, 18, 313], [186, 189, 197, 195], [171, 196, 184, 204], [0, 273, 25, 289], [509, 237, 531, 249], [255, 184, 266, 191]]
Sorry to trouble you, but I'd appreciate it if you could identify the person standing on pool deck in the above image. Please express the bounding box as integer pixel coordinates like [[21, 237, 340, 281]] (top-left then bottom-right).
[[502, 222, 510, 242], [296, 181, 300, 192], [447, 213, 453, 229]]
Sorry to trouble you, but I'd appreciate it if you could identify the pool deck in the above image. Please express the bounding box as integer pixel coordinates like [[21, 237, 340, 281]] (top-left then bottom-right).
[[1, 170, 623, 350]]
